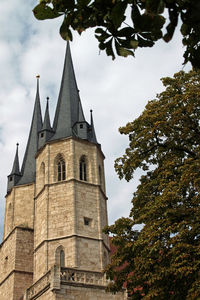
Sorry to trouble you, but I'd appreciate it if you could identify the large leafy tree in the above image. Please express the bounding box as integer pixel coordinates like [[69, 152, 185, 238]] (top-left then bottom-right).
[[33, 0, 200, 68], [104, 70, 200, 299]]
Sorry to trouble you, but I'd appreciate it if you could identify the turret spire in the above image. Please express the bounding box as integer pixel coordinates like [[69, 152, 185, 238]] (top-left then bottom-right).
[[42, 97, 51, 131], [89, 109, 98, 143], [7, 143, 21, 192], [11, 143, 20, 175], [38, 96, 54, 149], [18, 75, 42, 185]]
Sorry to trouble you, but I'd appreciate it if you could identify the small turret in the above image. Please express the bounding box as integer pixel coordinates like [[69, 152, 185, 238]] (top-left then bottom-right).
[[38, 97, 54, 149], [89, 109, 98, 144], [7, 143, 21, 192]]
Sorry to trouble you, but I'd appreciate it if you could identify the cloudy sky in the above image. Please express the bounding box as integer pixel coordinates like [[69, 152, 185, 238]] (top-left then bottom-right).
[[0, 0, 191, 241]]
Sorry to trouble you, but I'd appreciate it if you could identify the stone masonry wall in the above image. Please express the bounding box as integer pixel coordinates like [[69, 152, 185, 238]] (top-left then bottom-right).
[[0, 227, 34, 300], [30, 285, 126, 300], [3, 183, 34, 239]]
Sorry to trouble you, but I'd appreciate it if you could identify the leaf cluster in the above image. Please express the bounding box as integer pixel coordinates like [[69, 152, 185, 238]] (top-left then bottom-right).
[[105, 70, 200, 299], [33, 0, 200, 68]]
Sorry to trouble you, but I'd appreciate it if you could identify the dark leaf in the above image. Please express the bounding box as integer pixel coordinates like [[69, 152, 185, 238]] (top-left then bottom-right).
[[33, 3, 61, 20], [60, 18, 73, 41], [110, 2, 127, 29]]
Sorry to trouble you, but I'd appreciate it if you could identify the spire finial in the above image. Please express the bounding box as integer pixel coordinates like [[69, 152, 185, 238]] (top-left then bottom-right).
[[90, 109, 93, 123], [16, 142, 19, 148]]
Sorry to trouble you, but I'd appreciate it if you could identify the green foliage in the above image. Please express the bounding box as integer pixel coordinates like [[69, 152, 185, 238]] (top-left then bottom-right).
[[105, 70, 200, 299], [33, 0, 200, 68]]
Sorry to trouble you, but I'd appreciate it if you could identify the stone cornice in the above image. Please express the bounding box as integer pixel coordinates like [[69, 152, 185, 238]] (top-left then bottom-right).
[[34, 234, 110, 253], [0, 269, 33, 287]]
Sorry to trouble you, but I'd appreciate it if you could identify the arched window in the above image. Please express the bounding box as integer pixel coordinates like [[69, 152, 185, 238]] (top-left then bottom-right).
[[55, 246, 65, 268], [55, 154, 66, 182], [80, 156, 87, 181]]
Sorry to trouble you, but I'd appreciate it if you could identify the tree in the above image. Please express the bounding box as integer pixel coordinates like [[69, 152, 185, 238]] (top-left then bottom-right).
[[33, 0, 200, 68], [103, 70, 200, 299]]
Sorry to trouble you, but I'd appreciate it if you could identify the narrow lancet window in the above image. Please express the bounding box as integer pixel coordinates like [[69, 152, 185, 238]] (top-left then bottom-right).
[[56, 154, 66, 181], [60, 250, 65, 268], [80, 156, 87, 181]]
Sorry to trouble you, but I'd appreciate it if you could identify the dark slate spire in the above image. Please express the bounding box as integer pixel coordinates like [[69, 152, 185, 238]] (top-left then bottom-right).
[[11, 143, 20, 174], [51, 42, 86, 141], [18, 76, 42, 185], [38, 97, 54, 149], [42, 97, 51, 131], [7, 143, 21, 192], [89, 109, 98, 143]]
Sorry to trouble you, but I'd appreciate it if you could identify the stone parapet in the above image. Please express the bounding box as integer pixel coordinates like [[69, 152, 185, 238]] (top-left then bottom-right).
[[60, 267, 110, 287], [25, 266, 115, 300], [25, 270, 51, 300]]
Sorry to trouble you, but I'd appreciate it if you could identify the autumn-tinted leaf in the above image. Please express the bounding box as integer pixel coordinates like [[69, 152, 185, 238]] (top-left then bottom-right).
[[106, 70, 200, 298]]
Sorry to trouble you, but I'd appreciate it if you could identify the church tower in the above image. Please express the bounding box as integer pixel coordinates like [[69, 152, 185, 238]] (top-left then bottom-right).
[[0, 43, 126, 300]]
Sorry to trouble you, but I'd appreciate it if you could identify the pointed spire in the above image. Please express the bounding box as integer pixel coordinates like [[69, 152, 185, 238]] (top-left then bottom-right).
[[52, 42, 86, 141], [18, 75, 42, 185], [89, 110, 98, 143], [11, 143, 20, 175], [7, 143, 21, 193], [42, 97, 52, 131]]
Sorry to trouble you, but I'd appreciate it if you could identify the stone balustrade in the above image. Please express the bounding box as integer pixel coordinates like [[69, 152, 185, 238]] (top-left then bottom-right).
[[60, 267, 109, 287], [25, 270, 51, 300], [25, 267, 110, 299]]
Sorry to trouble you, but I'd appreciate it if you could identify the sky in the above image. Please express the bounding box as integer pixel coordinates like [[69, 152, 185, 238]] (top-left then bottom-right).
[[0, 0, 191, 241]]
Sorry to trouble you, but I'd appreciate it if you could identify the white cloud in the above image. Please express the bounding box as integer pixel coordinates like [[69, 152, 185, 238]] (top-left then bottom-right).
[[0, 1, 192, 241]]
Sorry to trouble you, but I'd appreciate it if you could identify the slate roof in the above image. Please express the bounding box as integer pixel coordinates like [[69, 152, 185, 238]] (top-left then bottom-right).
[[17, 77, 42, 185], [8, 42, 98, 189], [10, 143, 20, 175], [42, 97, 52, 131], [51, 42, 85, 141]]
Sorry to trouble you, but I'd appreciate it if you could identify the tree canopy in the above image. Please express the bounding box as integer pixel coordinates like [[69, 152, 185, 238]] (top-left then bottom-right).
[[33, 0, 200, 68], [104, 70, 200, 299]]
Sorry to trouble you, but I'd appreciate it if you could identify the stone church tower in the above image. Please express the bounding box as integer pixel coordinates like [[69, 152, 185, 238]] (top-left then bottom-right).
[[0, 43, 126, 300]]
